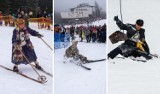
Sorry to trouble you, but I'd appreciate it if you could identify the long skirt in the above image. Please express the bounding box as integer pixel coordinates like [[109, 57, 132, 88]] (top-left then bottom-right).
[[12, 45, 37, 65]]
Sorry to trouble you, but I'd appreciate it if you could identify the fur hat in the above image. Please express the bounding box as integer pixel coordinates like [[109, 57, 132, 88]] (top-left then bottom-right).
[[16, 19, 25, 25], [72, 40, 78, 46]]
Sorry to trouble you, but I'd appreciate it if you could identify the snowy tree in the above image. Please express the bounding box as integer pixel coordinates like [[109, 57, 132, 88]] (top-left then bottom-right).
[[94, 1, 102, 18]]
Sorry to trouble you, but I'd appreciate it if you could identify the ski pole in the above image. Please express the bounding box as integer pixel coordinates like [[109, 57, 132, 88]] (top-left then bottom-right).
[[119, 0, 126, 39], [40, 37, 53, 51], [16, 46, 47, 83], [120, 0, 123, 23]]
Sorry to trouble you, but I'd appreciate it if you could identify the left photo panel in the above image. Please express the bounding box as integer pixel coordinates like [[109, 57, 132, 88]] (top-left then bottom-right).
[[0, 0, 53, 94]]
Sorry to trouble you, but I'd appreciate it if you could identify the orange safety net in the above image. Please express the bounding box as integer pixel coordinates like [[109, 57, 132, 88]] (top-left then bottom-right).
[[0, 15, 52, 24]]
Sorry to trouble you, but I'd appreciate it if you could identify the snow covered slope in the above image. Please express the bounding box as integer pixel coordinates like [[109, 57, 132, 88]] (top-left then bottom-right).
[[0, 23, 53, 94], [64, 19, 106, 28], [108, 0, 160, 94], [91, 19, 106, 26], [54, 42, 106, 94]]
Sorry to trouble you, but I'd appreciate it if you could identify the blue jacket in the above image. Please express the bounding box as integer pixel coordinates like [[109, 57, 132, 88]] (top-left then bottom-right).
[[12, 27, 39, 64]]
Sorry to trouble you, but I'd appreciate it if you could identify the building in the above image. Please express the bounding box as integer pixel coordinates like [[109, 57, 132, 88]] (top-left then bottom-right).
[[60, 3, 95, 24]]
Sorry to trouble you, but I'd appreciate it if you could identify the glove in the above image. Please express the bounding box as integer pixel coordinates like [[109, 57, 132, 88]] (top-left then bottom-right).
[[37, 33, 44, 38], [136, 41, 144, 51], [114, 16, 119, 21]]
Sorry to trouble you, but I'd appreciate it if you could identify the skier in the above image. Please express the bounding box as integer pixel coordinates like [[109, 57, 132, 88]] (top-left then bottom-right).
[[12, 19, 43, 72], [64, 40, 88, 64], [108, 16, 152, 60]]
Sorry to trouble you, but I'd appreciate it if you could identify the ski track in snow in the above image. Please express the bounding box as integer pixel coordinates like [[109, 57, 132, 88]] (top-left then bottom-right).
[[54, 41, 106, 94], [0, 23, 53, 94], [109, 0, 160, 94]]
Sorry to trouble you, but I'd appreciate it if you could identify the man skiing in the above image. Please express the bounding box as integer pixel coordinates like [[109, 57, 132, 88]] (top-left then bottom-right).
[[64, 40, 88, 64], [108, 16, 152, 60], [12, 19, 43, 72]]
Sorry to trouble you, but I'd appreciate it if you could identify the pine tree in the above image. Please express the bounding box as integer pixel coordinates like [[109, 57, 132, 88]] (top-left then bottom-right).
[[94, 1, 101, 18]]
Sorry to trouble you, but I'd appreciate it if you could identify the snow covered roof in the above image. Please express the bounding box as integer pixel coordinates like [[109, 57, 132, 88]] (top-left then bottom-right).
[[70, 3, 94, 11]]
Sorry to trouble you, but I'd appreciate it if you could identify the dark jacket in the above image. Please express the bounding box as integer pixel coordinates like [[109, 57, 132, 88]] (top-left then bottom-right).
[[108, 20, 151, 59], [116, 20, 145, 47]]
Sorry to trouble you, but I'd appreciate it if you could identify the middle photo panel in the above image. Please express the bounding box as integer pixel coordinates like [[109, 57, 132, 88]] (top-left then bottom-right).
[[54, 0, 107, 94]]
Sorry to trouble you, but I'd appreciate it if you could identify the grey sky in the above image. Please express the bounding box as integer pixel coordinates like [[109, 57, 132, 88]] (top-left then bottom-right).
[[54, 0, 106, 12]]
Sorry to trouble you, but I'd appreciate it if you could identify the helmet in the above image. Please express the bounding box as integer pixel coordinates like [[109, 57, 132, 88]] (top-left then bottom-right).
[[136, 19, 144, 26]]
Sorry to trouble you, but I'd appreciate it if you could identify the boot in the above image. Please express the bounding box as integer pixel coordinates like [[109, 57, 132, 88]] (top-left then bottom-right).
[[34, 61, 43, 70], [142, 53, 152, 60], [35, 64, 43, 70], [13, 65, 19, 72]]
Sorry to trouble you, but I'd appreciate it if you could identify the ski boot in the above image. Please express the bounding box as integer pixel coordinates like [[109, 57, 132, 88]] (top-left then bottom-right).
[[35, 61, 43, 70], [141, 53, 152, 60], [34, 61, 43, 70], [13, 65, 19, 72], [35, 64, 43, 70]]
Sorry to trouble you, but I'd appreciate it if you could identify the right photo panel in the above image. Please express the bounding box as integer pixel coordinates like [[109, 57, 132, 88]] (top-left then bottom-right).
[[108, 0, 160, 94], [54, 0, 106, 94]]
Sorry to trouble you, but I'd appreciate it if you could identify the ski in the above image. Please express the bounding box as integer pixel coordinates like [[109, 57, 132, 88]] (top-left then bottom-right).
[[116, 56, 147, 62], [31, 64, 53, 77], [80, 64, 91, 70], [86, 59, 106, 63], [137, 50, 159, 58], [66, 58, 91, 70], [149, 53, 159, 58], [36, 68, 53, 77], [72, 62, 91, 70], [131, 58, 146, 62], [0, 65, 44, 84]]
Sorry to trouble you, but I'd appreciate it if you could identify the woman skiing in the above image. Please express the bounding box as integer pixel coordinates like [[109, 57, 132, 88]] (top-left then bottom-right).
[[65, 40, 87, 63], [12, 19, 43, 72]]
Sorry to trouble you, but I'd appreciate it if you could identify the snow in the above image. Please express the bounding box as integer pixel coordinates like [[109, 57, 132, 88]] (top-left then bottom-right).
[[91, 19, 106, 26], [54, 40, 106, 93], [0, 23, 53, 94], [64, 19, 106, 28], [108, 0, 160, 94]]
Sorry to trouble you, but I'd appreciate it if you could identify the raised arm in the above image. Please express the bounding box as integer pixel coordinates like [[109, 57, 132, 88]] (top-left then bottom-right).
[[114, 16, 129, 30]]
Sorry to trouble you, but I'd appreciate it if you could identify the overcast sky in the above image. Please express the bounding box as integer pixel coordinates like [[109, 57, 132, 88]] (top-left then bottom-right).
[[54, 0, 106, 12]]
